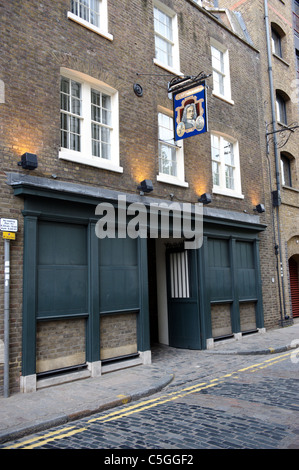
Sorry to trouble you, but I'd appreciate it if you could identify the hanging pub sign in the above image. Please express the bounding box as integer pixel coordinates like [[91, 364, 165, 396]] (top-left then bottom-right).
[[173, 82, 208, 141]]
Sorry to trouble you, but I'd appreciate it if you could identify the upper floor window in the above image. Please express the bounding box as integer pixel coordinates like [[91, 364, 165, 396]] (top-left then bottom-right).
[[153, 1, 181, 75], [276, 92, 287, 125], [271, 28, 283, 58], [68, 0, 113, 41], [211, 133, 243, 198], [59, 68, 122, 173], [281, 153, 293, 187], [157, 110, 188, 187], [210, 39, 233, 104]]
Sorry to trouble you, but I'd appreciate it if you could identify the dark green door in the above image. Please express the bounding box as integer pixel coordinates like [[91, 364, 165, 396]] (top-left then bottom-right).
[[166, 247, 201, 349]]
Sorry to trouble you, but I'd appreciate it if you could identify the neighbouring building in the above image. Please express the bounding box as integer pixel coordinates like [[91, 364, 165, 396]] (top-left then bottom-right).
[[220, 0, 299, 326], [0, 0, 293, 395]]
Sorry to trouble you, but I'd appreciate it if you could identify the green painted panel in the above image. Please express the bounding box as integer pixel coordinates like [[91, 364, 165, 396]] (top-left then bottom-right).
[[235, 241, 254, 268], [38, 222, 87, 265], [208, 239, 232, 301], [208, 238, 230, 267], [37, 266, 88, 317], [235, 241, 256, 299], [209, 267, 232, 301], [98, 237, 139, 312], [99, 266, 139, 311], [37, 221, 88, 318], [99, 237, 137, 266]]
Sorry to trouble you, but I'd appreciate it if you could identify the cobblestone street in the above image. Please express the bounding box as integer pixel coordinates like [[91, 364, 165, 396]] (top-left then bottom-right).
[[3, 348, 298, 451]]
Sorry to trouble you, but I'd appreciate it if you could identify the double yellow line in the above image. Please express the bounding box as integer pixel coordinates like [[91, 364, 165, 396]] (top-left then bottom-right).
[[4, 350, 293, 449]]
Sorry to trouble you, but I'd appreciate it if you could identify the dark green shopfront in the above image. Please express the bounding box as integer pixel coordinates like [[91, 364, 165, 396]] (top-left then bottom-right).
[[8, 174, 266, 392]]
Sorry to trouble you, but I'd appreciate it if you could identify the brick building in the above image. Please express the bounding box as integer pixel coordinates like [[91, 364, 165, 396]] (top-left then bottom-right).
[[220, 0, 299, 325], [0, 0, 289, 395]]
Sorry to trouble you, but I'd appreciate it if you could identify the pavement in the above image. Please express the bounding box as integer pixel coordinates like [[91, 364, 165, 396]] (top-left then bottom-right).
[[0, 320, 299, 445]]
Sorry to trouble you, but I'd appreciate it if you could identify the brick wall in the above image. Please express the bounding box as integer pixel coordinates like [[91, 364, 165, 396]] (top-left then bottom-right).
[[220, 0, 299, 325], [100, 313, 138, 360], [211, 303, 232, 337], [36, 319, 86, 373], [0, 0, 286, 392]]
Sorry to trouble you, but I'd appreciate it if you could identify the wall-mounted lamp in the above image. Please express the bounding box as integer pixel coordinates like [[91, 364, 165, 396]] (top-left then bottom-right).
[[254, 203, 265, 213], [198, 193, 212, 205], [18, 152, 38, 170], [137, 179, 153, 195]]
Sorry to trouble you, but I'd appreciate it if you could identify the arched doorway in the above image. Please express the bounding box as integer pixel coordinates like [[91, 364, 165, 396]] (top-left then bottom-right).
[[289, 256, 299, 318]]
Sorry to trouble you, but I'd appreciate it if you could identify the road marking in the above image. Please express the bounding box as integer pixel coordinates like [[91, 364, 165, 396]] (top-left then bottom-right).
[[5, 350, 294, 449], [23, 427, 88, 449], [4, 426, 78, 449]]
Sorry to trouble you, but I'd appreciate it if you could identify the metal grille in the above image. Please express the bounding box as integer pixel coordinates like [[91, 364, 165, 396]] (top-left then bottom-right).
[[169, 251, 190, 298]]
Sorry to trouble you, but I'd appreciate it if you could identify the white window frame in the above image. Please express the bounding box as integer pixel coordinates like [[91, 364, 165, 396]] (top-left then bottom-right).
[[211, 132, 243, 199], [276, 94, 287, 125], [68, 0, 113, 41], [157, 107, 188, 188], [210, 38, 234, 105], [59, 68, 122, 173], [153, 1, 182, 77]]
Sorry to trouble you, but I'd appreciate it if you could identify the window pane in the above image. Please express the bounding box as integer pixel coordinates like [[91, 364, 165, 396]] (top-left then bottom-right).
[[89, 0, 100, 27], [91, 90, 111, 125], [224, 140, 234, 166], [212, 161, 219, 186], [154, 6, 173, 67], [61, 130, 68, 149], [101, 142, 110, 160], [225, 165, 234, 189], [155, 36, 173, 67], [281, 156, 292, 186], [92, 123, 111, 159], [71, 0, 100, 27], [70, 130, 80, 152], [158, 113, 177, 176], [159, 143, 177, 176], [211, 46, 224, 73], [272, 29, 282, 57], [60, 77, 81, 151], [158, 113, 173, 141], [211, 135, 220, 160], [154, 7, 172, 41], [276, 95, 287, 124]]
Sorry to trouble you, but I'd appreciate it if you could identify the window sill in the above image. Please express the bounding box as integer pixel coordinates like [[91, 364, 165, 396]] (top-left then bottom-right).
[[153, 59, 184, 77], [67, 12, 113, 41], [157, 173, 189, 188], [59, 150, 123, 173], [272, 53, 289, 67], [282, 185, 299, 193], [212, 187, 244, 199], [212, 92, 234, 106]]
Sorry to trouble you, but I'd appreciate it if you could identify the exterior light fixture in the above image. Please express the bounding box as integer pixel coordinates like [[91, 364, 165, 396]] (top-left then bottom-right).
[[18, 152, 38, 170], [137, 179, 153, 195], [198, 193, 212, 204], [254, 203, 265, 213]]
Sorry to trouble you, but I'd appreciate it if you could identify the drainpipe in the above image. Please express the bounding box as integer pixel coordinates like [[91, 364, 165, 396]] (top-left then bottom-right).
[[4, 239, 10, 397], [264, 0, 287, 324]]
